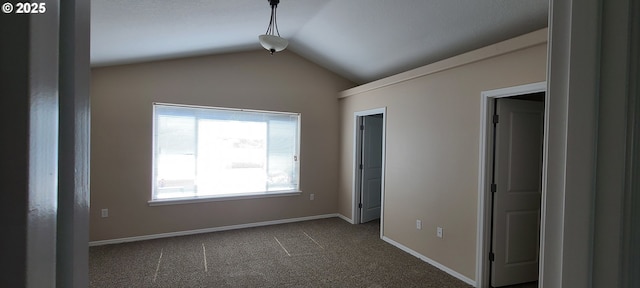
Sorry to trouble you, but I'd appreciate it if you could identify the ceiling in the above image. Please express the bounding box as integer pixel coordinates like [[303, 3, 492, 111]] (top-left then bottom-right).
[[91, 0, 548, 84]]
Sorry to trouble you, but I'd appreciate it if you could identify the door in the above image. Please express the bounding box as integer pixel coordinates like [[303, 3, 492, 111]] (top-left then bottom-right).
[[360, 115, 383, 223], [491, 98, 544, 287]]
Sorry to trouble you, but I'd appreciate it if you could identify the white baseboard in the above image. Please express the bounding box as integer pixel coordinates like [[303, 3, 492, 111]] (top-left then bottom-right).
[[382, 236, 476, 287], [89, 213, 339, 247], [337, 213, 354, 224]]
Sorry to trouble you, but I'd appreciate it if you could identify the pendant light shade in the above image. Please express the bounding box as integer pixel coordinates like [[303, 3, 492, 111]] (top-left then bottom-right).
[[259, 0, 288, 55], [259, 35, 288, 54]]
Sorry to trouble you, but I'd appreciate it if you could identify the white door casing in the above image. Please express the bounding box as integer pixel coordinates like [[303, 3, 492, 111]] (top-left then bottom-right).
[[360, 115, 383, 223], [476, 82, 546, 288], [351, 107, 386, 236], [491, 98, 544, 287]]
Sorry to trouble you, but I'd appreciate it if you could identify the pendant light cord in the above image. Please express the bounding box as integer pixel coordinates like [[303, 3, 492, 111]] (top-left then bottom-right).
[[265, 2, 281, 37]]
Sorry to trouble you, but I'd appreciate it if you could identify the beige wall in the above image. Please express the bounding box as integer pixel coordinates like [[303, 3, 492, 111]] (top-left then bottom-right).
[[338, 32, 547, 280], [90, 50, 355, 241]]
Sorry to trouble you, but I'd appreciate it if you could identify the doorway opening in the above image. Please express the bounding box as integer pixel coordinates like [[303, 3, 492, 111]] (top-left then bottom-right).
[[352, 108, 386, 236], [476, 82, 546, 288]]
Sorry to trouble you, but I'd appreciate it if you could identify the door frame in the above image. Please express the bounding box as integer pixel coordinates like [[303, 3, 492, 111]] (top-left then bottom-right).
[[352, 108, 387, 235], [476, 82, 547, 287]]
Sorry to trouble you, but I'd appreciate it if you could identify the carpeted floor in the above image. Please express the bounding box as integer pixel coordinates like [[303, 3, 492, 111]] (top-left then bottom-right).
[[90, 217, 474, 287]]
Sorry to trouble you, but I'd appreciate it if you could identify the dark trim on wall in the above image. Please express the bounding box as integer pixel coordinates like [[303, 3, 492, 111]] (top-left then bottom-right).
[[0, 0, 90, 286], [57, 0, 91, 287], [623, 0, 640, 286], [0, 9, 31, 288], [0, 2, 61, 287]]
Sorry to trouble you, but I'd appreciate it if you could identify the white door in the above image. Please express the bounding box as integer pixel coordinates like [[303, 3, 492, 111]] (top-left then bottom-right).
[[360, 115, 383, 223], [491, 99, 544, 287]]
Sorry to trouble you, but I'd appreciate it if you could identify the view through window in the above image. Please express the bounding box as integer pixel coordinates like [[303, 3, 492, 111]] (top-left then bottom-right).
[[152, 103, 300, 201]]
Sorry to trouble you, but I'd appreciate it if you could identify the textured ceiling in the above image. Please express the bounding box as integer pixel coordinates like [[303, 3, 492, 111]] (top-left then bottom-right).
[[91, 0, 548, 84]]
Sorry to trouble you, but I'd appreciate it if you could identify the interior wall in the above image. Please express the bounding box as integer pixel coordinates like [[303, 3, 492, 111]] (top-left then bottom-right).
[[338, 37, 547, 279], [90, 50, 355, 241], [1, 4, 60, 286]]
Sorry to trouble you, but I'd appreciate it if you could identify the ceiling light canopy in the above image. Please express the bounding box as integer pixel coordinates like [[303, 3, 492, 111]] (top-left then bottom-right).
[[259, 0, 288, 55]]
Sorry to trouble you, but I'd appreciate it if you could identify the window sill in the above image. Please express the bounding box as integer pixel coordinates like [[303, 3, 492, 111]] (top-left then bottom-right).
[[148, 190, 302, 206]]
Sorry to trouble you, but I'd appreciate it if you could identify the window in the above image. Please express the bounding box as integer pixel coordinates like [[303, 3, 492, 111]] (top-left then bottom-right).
[[152, 103, 300, 202]]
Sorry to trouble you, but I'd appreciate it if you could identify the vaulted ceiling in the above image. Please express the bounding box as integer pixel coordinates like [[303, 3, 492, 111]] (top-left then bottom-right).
[[91, 0, 548, 84]]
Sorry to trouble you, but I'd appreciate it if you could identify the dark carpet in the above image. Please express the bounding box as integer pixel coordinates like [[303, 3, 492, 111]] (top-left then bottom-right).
[[89, 217, 473, 287]]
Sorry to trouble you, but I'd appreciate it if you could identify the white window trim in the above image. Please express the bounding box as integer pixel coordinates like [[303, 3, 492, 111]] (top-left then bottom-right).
[[148, 190, 302, 206], [151, 102, 301, 204]]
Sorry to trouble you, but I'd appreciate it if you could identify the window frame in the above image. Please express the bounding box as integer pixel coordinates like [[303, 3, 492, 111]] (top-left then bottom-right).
[[149, 103, 302, 205]]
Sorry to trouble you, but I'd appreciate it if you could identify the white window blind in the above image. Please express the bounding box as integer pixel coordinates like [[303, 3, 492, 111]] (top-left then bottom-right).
[[152, 103, 300, 201]]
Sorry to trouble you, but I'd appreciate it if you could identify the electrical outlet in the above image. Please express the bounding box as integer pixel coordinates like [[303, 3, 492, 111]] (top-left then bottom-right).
[[310, 194, 315, 200], [101, 208, 109, 218], [416, 220, 422, 230], [437, 227, 443, 238]]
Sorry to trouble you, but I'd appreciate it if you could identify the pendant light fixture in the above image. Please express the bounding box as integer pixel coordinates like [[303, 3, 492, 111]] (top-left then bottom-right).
[[258, 0, 288, 55]]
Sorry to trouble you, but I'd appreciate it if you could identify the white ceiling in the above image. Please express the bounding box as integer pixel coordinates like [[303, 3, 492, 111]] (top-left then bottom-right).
[[91, 0, 548, 84]]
